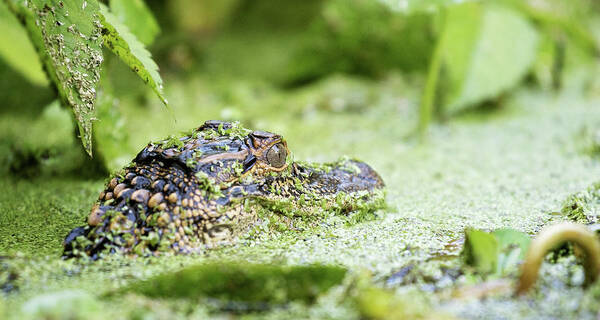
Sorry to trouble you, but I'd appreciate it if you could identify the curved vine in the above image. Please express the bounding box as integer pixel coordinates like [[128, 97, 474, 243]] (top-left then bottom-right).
[[516, 222, 600, 295]]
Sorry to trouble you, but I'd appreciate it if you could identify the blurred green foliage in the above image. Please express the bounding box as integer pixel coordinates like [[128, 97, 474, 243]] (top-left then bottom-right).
[[419, 0, 599, 133], [0, 0, 599, 172], [99, 3, 166, 105], [110, 0, 159, 45], [20, 290, 102, 320], [292, 0, 435, 83], [441, 3, 539, 113], [0, 1, 47, 86]]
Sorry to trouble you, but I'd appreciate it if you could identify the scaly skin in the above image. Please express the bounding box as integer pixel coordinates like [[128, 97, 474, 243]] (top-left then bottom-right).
[[63, 120, 385, 259]]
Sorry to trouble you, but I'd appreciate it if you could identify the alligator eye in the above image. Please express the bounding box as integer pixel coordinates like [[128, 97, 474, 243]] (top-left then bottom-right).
[[266, 143, 287, 168]]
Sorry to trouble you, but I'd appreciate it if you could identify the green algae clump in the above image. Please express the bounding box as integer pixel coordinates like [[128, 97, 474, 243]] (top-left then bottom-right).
[[123, 262, 347, 306], [560, 182, 600, 224]]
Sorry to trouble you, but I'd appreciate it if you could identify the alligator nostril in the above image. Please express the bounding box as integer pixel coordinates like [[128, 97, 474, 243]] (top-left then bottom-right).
[[292, 163, 308, 176], [351, 161, 385, 188]]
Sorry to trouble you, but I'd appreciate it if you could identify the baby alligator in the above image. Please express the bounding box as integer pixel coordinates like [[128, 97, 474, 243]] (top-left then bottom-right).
[[63, 120, 384, 258]]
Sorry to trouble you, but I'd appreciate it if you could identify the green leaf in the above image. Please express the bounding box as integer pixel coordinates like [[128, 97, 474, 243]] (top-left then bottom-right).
[[440, 2, 482, 102], [6, 0, 104, 156], [462, 228, 498, 274], [443, 4, 539, 113], [99, 4, 167, 106], [109, 0, 159, 45], [0, 1, 47, 86], [493, 228, 531, 276], [93, 59, 131, 172], [418, 24, 445, 137], [418, 2, 481, 135], [493, 228, 531, 260], [462, 228, 531, 276]]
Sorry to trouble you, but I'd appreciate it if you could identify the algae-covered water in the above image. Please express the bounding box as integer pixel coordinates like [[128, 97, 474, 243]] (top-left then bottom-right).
[[2, 73, 600, 319]]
